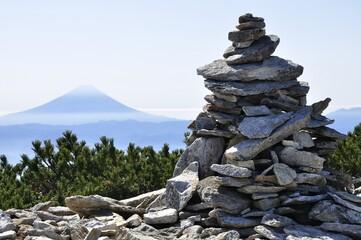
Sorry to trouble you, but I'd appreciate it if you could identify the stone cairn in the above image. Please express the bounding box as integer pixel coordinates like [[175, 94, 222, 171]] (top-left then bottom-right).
[[1, 13, 361, 240]]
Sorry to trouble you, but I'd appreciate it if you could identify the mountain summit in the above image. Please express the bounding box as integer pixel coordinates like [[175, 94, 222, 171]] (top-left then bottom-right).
[[0, 86, 174, 125]]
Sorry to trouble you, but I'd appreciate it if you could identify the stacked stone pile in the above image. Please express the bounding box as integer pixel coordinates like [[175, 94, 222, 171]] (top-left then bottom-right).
[[1, 13, 361, 240]]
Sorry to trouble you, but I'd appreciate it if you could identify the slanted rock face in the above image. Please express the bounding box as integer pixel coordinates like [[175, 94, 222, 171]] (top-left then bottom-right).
[[1, 13, 358, 240]]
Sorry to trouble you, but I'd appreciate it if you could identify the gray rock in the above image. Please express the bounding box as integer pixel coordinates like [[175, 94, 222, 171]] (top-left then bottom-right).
[[329, 193, 361, 213], [207, 111, 237, 125], [196, 129, 235, 138], [30, 201, 54, 212], [204, 94, 237, 109], [320, 222, 361, 240], [179, 225, 203, 239], [252, 192, 278, 200], [47, 206, 76, 216], [335, 191, 361, 204], [236, 21, 265, 30], [211, 164, 253, 178], [242, 105, 273, 116], [279, 147, 325, 172], [228, 28, 265, 42], [120, 189, 165, 210], [225, 107, 311, 160], [282, 194, 328, 205], [197, 176, 251, 214], [238, 13, 264, 23], [143, 208, 178, 225], [173, 137, 225, 179], [254, 225, 287, 240], [213, 230, 240, 240], [166, 161, 199, 211], [205, 79, 299, 97], [214, 92, 238, 102], [261, 214, 296, 227], [273, 163, 297, 186], [312, 98, 331, 115], [284, 225, 352, 240], [197, 56, 303, 82], [306, 118, 334, 128], [0, 230, 16, 240], [253, 198, 281, 211], [232, 40, 254, 48], [315, 140, 338, 149], [203, 103, 242, 115], [65, 195, 144, 218], [307, 126, 347, 140], [125, 214, 142, 228], [214, 176, 254, 188], [147, 192, 166, 212], [195, 112, 217, 130], [237, 185, 285, 194], [238, 112, 292, 138], [224, 156, 255, 169], [84, 228, 101, 240], [260, 97, 299, 112], [282, 140, 303, 150], [294, 173, 327, 186], [25, 229, 63, 240], [293, 132, 315, 148], [212, 209, 260, 228], [0, 211, 16, 232], [225, 35, 279, 64]]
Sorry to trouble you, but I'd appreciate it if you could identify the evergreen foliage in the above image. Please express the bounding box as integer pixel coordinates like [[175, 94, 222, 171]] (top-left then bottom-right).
[[328, 123, 361, 177], [0, 131, 182, 209]]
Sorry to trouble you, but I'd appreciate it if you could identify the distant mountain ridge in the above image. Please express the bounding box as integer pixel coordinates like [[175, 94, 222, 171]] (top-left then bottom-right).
[[0, 85, 175, 125], [0, 86, 190, 164], [327, 107, 361, 134]]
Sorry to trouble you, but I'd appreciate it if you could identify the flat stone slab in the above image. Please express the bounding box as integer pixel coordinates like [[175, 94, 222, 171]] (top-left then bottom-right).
[[224, 35, 280, 64], [242, 105, 273, 116], [329, 193, 361, 213], [261, 213, 296, 227], [254, 225, 287, 240], [237, 185, 285, 194], [197, 56, 303, 82], [282, 194, 328, 205], [335, 191, 361, 204], [211, 164, 253, 178], [320, 222, 361, 239], [236, 21, 265, 30], [279, 147, 325, 172], [225, 107, 311, 161], [238, 112, 292, 138], [307, 126, 347, 140], [212, 210, 261, 228], [228, 28, 265, 42], [294, 173, 326, 186], [310, 200, 361, 224], [284, 225, 352, 240], [196, 129, 235, 138], [205, 79, 299, 97], [143, 208, 178, 225], [215, 176, 254, 188]]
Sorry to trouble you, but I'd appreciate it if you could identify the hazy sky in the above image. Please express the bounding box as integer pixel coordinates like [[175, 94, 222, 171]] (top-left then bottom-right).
[[0, 0, 360, 120]]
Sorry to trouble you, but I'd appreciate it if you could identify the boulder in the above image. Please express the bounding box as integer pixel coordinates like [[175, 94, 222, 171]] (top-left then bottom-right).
[[166, 161, 199, 211], [173, 137, 225, 179], [224, 35, 279, 64]]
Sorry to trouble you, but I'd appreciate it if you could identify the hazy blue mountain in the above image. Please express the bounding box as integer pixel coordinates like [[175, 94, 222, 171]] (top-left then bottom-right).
[[327, 107, 361, 134], [0, 85, 175, 125], [0, 86, 191, 164]]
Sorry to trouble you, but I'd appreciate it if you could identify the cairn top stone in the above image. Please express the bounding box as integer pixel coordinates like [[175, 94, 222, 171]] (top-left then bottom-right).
[[238, 13, 264, 23]]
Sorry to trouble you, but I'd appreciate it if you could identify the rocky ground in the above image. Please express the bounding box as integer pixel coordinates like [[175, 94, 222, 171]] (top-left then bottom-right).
[[1, 13, 361, 240]]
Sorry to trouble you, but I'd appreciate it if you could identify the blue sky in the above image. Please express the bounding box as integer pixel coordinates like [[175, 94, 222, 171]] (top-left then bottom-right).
[[0, 0, 360, 119]]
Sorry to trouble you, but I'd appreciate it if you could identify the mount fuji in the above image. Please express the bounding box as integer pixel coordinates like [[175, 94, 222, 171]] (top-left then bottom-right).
[[0, 86, 190, 164], [0, 85, 174, 125]]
